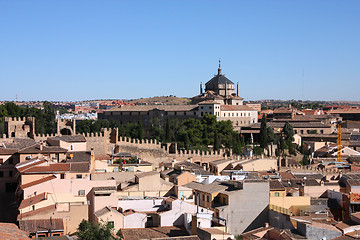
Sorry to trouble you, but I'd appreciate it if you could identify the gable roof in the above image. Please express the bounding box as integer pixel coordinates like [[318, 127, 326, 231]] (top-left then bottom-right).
[[21, 163, 70, 173], [95, 206, 119, 218], [48, 135, 86, 143], [20, 175, 57, 189], [19, 218, 64, 233], [19, 192, 48, 209], [17, 144, 67, 154], [17, 204, 56, 220], [221, 105, 256, 111], [270, 180, 286, 191]]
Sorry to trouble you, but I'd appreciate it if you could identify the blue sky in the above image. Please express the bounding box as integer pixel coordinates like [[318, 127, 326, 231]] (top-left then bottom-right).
[[0, 0, 359, 101]]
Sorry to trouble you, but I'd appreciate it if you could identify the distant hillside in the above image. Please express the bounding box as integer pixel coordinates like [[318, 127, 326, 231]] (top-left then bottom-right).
[[129, 96, 190, 105]]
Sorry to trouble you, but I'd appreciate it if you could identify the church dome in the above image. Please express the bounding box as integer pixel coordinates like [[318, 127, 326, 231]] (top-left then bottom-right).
[[205, 61, 234, 94]]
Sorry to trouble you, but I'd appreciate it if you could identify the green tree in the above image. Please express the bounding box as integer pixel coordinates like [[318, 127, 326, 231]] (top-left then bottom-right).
[[43, 101, 56, 134], [165, 118, 171, 142], [259, 115, 269, 153], [267, 126, 275, 144], [76, 220, 114, 240], [213, 131, 220, 152], [282, 122, 295, 155]]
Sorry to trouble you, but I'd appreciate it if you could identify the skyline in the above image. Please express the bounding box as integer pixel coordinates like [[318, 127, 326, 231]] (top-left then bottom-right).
[[0, 0, 359, 102]]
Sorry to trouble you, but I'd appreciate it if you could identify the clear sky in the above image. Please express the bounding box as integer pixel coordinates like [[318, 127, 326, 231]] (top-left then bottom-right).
[[0, 0, 359, 102]]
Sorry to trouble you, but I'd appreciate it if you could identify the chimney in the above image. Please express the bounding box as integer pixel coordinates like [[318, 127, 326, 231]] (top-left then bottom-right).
[[39, 141, 44, 151], [265, 222, 269, 228], [200, 82, 203, 94], [237, 82, 239, 97]]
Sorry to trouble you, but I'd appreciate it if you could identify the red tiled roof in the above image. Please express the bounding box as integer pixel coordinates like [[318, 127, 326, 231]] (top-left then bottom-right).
[[0, 148, 18, 155], [279, 171, 296, 180], [220, 105, 255, 111], [20, 175, 57, 189], [22, 163, 70, 173], [19, 218, 64, 233], [19, 192, 48, 209], [0, 223, 29, 240], [16, 159, 47, 173], [18, 144, 67, 154], [17, 204, 56, 220]]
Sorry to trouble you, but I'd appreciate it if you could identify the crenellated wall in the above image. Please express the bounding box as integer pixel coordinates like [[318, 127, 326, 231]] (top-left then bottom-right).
[[4, 117, 35, 138]]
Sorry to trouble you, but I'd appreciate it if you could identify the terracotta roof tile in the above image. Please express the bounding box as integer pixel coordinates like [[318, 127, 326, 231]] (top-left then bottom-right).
[[220, 105, 255, 111], [0, 223, 29, 240], [17, 205, 56, 220], [19, 192, 48, 209], [22, 163, 70, 173], [20, 175, 57, 189], [0, 148, 18, 155], [48, 135, 86, 143], [19, 218, 64, 233]]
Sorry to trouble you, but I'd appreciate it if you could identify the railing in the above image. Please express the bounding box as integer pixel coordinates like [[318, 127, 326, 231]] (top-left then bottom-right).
[[269, 204, 292, 215]]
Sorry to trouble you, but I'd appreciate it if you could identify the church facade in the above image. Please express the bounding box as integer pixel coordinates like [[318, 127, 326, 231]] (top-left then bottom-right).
[[99, 62, 258, 131]]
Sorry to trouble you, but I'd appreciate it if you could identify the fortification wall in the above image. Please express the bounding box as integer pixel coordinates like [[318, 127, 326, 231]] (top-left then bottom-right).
[[281, 164, 348, 179], [4, 117, 35, 138], [83, 132, 110, 155]]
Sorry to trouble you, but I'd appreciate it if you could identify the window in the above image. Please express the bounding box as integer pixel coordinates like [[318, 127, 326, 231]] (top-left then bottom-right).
[[301, 130, 304, 134], [207, 196, 210, 202], [275, 192, 280, 197], [108, 221, 114, 228], [201, 112, 204, 116], [294, 130, 297, 134], [60, 174, 65, 179], [9, 171, 13, 177], [184, 112, 186, 115], [201, 106, 203, 109], [8, 158, 13, 164], [76, 174, 82, 179], [320, 130, 324, 134], [209, 106, 212, 109], [78, 190, 85, 196], [32, 205, 35, 210], [202, 194, 205, 201], [0, 171, 3, 178], [0, 159, 3, 164], [174, 112, 177, 115]]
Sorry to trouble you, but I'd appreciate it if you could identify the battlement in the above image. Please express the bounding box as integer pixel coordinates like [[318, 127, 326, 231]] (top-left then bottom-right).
[[34, 133, 58, 139], [173, 149, 225, 157], [83, 132, 105, 138], [282, 164, 342, 173], [4, 117, 35, 122], [57, 119, 75, 123]]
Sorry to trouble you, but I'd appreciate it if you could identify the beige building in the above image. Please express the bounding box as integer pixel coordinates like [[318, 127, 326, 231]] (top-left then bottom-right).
[[99, 63, 258, 129], [117, 171, 174, 198]]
